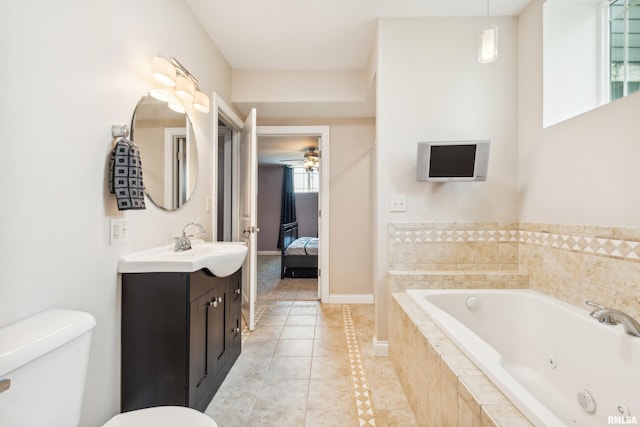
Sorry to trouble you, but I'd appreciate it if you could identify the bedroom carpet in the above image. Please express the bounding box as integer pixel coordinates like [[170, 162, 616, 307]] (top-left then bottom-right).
[[258, 255, 318, 301]]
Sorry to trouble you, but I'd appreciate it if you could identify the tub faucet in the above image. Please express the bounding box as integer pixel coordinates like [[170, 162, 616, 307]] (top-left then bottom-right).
[[585, 300, 640, 337], [174, 223, 206, 252]]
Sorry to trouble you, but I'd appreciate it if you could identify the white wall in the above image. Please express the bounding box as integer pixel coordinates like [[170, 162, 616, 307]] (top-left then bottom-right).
[[543, 0, 602, 127], [0, 1, 231, 425], [374, 17, 519, 341], [519, 0, 640, 226]]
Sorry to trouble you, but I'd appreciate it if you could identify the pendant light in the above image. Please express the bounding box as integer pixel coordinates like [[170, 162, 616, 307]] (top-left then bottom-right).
[[479, 0, 499, 63]]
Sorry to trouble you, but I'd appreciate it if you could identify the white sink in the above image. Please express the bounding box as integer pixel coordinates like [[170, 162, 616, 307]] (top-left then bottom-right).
[[118, 240, 248, 277]]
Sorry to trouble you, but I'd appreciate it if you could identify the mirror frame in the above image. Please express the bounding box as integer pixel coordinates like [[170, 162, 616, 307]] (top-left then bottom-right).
[[130, 93, 199, 211]]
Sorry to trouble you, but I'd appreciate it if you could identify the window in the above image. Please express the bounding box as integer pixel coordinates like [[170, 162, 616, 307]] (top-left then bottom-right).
[[607, 0, 640, 101], [292, 167, 319, 193]]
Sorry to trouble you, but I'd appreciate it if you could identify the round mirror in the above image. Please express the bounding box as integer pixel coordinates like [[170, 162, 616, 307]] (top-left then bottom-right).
[[131, 93, 198, 211]]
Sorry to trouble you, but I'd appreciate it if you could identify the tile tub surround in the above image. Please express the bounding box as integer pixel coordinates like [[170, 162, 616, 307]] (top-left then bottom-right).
[[519, 222, 640, 320], [388, 221, 640, 318], [388, 222, 521, 272], [206, 301, 417, 427], [389, 293, 532, 427]]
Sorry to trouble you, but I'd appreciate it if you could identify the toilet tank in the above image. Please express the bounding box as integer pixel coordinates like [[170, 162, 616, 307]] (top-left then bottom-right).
[[0, 309, 96, 427]]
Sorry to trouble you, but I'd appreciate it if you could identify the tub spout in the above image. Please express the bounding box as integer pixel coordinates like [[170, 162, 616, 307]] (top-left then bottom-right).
[[586, 301, 640, 337]]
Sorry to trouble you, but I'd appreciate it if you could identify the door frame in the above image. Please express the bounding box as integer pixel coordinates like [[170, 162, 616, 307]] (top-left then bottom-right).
[[211, 94, 244, 242], [256, 125, 330, 303]]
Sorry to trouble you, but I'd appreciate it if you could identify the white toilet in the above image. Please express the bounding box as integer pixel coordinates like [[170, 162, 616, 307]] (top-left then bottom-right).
[[0, 309, 218, 427]]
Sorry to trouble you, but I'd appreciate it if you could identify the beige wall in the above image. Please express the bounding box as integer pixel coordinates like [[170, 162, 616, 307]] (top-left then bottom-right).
[[0, 1, 231, 425], [375, 17, 520, 342], [518, 0, 640, 226], [259, 118, 375, 296]]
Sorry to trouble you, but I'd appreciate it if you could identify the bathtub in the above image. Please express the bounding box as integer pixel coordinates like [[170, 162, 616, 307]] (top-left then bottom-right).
[[406, 289, 640, 427]]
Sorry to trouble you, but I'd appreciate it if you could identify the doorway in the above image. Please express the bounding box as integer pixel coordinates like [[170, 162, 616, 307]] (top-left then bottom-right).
[[256, 126, 330, 303]]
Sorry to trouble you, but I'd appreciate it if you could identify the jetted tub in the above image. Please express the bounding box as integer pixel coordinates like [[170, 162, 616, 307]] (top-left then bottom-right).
[[406, 289, 640, 427]]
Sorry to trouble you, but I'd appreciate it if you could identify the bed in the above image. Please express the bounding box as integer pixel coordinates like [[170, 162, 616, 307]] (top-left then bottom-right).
[[280, 221, 318, 279]]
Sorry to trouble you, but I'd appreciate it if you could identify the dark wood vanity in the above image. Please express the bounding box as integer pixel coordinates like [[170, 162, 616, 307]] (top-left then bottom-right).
[[120, 268, 242, 412]]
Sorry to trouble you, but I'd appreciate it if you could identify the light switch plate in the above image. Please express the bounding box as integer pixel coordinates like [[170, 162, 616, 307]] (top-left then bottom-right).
[[390, 195, 407, 212]]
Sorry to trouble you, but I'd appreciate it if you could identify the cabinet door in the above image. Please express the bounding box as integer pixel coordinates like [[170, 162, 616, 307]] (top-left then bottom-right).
[[207, 285, 226, 379], [227, 272, 242, 358], [189, 291, 209, 408]]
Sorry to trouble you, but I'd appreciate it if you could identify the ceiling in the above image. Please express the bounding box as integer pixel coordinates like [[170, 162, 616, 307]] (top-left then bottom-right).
[[185, 0, 532, 70], [184, 0, 533, 160], [257, 135, 319, 166]]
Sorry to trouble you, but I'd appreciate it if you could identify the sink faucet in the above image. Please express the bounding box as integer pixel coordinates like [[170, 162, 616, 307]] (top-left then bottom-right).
[[174, 223, 206, 252], [585, 300, 640, 337]]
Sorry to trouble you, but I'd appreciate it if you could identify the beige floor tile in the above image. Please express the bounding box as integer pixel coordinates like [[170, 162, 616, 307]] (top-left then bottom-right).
[[291, 304, 319, 315], [310, 355, 351, 379], [253, 378, 309, 411], [362, 355, 399, 379], [207, 302, 417, 427], [281, 325, 316, 339], [208, 377, 261, 409], [246, 409, 307, 427], [248, 325, 284, 340], [205, 406, 251, 427], [265, 356, 312, 379], [307, 378, 355, 411], [305, 408, 359, 427], [374, 409, 419, 427], [313, 338, 349, 356], [367, 376, 414, 411], [274, 339, 314, 356], [259, 314, 289, 326], [314, 324, 345, 340], [286, 314, 318, 326], [262, 304, 293, 315]]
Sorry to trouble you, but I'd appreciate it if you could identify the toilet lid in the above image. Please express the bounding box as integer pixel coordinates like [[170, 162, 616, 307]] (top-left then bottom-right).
[[103, 406, 218, 427]]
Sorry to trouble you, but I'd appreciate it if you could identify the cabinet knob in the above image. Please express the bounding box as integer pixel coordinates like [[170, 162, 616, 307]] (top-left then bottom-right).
[[234, 288, 241, 295], [233, 327, 240, 333], [218, 297, 223, 303], [208, 299, 218, 308]]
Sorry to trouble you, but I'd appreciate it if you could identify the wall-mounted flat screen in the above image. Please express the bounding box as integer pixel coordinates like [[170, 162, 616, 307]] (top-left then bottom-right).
[[417, 140, 490, 182]]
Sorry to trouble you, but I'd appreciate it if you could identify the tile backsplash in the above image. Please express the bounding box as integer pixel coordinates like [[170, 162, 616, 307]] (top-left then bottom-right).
[[387, 222, 640, 318]]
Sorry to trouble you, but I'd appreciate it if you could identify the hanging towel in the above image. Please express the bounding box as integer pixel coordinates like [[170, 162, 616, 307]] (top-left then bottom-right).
[[109, 138, 146, 210]]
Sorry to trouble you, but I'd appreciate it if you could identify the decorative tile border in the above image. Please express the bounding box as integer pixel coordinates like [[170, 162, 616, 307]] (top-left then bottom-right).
[[390, 223, 640, 263], [343, 305, 376, 427], [519, 230, 640, 260], [241, 303, 267, 341], [394, 229, 519, 243]]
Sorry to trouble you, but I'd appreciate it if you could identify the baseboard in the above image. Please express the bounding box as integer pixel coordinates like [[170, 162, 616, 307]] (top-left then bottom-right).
[[257, 251, 281, 256], [326, 294, 374, 304], [373, 335, 389, 357]]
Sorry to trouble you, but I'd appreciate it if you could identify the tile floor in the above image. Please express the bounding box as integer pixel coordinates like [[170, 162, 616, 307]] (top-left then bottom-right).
[[205, 301, 417, 427]]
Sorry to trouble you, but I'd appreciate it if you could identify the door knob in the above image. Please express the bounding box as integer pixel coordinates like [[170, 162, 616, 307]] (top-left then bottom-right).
[[242, 226, 260, 235]]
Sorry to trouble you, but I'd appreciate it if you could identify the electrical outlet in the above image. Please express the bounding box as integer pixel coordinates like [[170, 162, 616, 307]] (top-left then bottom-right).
[[390, 195, 407, 212], [110, 218, 129, 245]]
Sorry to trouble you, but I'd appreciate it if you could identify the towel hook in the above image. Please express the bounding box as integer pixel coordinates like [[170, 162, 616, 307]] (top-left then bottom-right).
[[111, 124, 130, 138]]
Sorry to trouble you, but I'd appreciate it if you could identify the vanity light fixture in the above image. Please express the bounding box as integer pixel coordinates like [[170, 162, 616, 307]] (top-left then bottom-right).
[[151, 56, 210, 113], [478, 0, 499, 63]]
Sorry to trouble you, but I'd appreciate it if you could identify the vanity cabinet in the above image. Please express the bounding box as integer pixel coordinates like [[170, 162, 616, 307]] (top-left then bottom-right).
[[121, 268, 242, 413]]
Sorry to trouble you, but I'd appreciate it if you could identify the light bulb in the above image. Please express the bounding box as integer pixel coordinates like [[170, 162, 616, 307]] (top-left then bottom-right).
[[479, 26, 499, 64], [152, 57, 176, 87], [193, 90, 210, 113], [175, 75, 195, 101]]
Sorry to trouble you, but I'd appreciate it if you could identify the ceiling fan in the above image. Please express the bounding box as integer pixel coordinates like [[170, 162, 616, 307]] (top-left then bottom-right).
[[280, 147, 320, 171]]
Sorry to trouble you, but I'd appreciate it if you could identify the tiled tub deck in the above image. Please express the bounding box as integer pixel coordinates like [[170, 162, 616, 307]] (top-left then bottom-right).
[[389, 292, 533, 427]]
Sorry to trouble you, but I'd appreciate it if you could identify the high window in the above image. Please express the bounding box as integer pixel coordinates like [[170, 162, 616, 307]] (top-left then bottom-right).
[[292, 167, 319, 193], [607, 0, 640, 101]]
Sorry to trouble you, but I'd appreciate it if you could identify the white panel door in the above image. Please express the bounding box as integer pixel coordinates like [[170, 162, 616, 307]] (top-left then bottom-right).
[[239, 108, 257, 330]]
